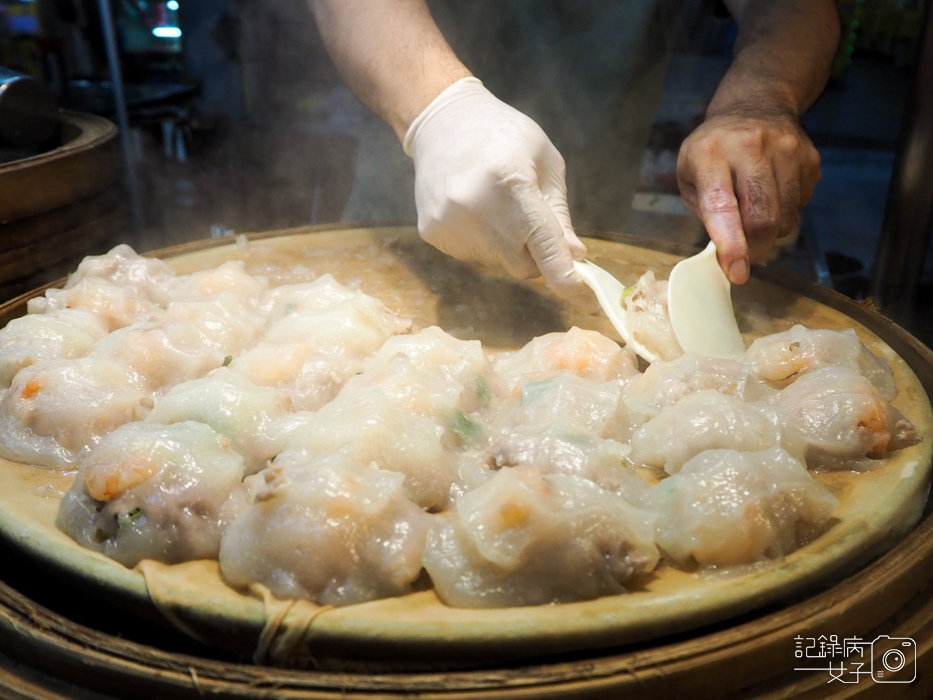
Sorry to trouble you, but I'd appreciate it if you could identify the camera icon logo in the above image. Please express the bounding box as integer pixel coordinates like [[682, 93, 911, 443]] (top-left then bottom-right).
[[871, 636, 917, 683]]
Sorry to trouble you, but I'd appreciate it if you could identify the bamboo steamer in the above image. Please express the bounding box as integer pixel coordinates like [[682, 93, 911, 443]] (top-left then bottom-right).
[[0, 111, 128, 302], [0, 224, 932, 699]]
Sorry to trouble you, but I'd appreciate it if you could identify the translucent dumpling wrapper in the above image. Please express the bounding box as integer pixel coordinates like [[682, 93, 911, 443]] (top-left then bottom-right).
[[492, 327, 639, 388], [0, 358, 150, 468], [365, 326, 503, 413], [494, 371, 633, 440], [89, 320, 228, 396], [487, 371, 642, 494], [746, 324, 897, 400], [64, 244, 178, 307], [488, 422, 645, 498], [630, 389, 782, 474], [160, 291, 267, 356], [219, 452, 432, 606], [231, 295, 411, 412], [622, 352, 750, 425], [645, 448, 838, 567], [56, 421, 247, 567], [773, 366, 921, 470], [260, 296, 407, 351], [423, 466, 659, 608], [0, 308, 108, 389], [145, 370, 311, 475], [168, 260, 268, 304], [621, 271, 683, 362], [334, 350, 492, 451], [262, 274, 371, 319], [276, 358, 460, 511], [29, 277, 162, 332]]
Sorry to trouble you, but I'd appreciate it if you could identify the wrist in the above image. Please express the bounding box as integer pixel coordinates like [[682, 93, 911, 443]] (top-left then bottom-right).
[[705, 84, 802, 122], [388, 66, 474, 143], [402, 77, 486, 156]]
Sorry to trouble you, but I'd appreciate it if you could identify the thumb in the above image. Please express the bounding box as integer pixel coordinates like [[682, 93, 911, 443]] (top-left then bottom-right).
[[525, 196, 599, 312], [540, 170, 587, 261]]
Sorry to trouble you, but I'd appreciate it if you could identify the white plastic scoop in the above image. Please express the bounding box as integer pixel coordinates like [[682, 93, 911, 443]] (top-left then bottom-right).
[[666, 240, 745, 360], [573, 257, 659, 362], [573, 240, 745, 362]]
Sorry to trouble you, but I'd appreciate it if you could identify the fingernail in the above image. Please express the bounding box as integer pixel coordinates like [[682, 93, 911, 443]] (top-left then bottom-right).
[[729, 259, 749, 284]]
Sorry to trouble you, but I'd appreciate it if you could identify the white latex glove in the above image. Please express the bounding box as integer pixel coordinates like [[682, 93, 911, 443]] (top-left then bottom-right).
[[404, 78, 596, 310]]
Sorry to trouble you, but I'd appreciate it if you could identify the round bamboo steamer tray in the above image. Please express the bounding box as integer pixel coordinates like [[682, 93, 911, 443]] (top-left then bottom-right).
[[0, 111, 128, 302], [0, 224, 932, 699]]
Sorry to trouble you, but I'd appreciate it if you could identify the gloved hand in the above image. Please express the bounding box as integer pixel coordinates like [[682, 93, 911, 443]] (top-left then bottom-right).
[[404, 78, 596, 310]]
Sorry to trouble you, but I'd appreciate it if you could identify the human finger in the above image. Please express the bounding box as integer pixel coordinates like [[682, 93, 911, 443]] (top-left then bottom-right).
[[734, 162, 780, 265], [690, 161, 749, 285]]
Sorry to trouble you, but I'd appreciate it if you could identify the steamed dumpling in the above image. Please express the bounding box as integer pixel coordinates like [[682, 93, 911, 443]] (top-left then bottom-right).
[[621, 271, 682, 362], [276, 353, 461, 510], [488, 371, 641, 493], [773, 366, 920, 470], [145, 370, 310, 474], [492, 326, 639, 387], [231, 294, 411, 411], [168, 260, 267, 303], [219, 451, 431, 606], [630, 390, 782, 474], [159, 292, 267, 356], [0, 309, 108, 388], [30, 276, 161, 331], [746, 324, 897, 399], [56, 421, 246, 566], [89, 320, 227, 396], [644, 448, 838, 567], [622, 352, 750, 424], [61, 243, 177, 306], [423, 465, 658, 607], [365, 326, 503, 414], [0, 358, 149, 468]]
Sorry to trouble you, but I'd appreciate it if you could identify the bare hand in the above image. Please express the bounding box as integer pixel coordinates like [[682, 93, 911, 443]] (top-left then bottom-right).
[[676, 111, 821, 284]]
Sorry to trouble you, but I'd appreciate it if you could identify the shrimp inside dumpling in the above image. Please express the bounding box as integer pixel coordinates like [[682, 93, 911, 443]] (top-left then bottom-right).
[[645, 448, 838, 567], [219, 452, 431, 606], [492, 326, 638, 388], [746, 324, 897, 399], [31, 277, 161, 331], [232, 294, 411, 411], [423, 465, 659, 608], [56, 421, 246, 567], [0, 358, 149, 468], [773, 366, 920, 470], [89, 320, 227, 396]]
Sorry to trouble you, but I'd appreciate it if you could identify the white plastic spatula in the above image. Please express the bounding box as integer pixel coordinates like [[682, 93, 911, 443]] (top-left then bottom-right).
[[573, 258, 659, 362], [666, 240, 745, 360], [573, 240, 746, 362]]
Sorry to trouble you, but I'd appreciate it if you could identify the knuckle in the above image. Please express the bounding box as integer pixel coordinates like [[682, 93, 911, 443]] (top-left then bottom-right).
[[776, 131, 800, 152], [701, 187, 739, 215]]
